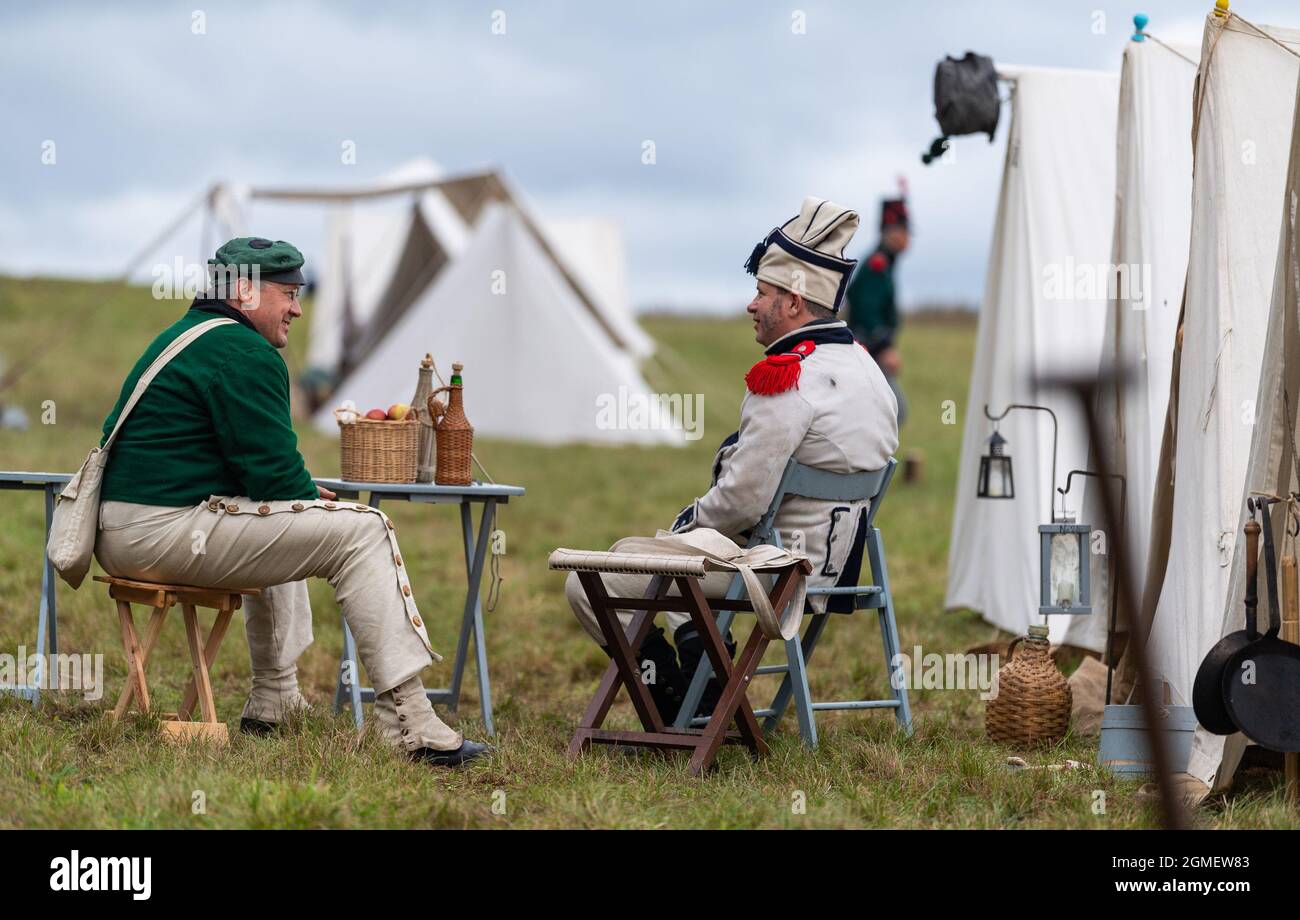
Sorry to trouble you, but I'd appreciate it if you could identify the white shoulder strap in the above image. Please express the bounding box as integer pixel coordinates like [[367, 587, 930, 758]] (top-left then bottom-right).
[[102, 317, 238, 451]]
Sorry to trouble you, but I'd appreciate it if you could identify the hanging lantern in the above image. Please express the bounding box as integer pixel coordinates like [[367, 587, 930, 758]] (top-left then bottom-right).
[[1039, 516, 1093, 615], [977, 429, 1015, 499]]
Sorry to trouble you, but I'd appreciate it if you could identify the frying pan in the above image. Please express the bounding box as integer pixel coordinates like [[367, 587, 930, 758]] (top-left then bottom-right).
[[1192, 504, 1260, 734], [1223, 499, 1300, 752]]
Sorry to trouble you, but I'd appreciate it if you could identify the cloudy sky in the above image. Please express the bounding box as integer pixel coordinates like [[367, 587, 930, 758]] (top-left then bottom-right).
[[2, 0, 1295, 313]]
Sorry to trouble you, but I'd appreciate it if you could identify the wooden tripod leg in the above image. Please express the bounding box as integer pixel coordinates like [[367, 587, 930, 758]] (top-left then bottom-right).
[[113, 602, 169, 718], [689, 627, 770, 777], [568, 609, 660, 758], [181, 604, 217, 723], [677, 576, 765, 750], [577, 571, 664, 733], [115, 600, 152, 717], [687, 565, 806, 777], [178, 606, 234, 721]]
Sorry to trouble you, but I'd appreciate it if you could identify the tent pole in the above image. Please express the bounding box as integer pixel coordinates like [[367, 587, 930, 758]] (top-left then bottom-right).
[[119, 185, 211, 282]]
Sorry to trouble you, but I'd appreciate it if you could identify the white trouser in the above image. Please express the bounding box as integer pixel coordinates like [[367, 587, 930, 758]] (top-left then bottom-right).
[[95, 497, 461, 751]]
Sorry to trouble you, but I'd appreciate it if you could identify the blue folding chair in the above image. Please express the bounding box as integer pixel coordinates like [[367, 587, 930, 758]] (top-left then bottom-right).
[[672, 457, 911, 747]]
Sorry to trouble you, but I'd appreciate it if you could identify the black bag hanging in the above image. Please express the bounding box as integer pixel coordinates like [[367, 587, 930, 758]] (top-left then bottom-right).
[[922, 52, 1001, 165]]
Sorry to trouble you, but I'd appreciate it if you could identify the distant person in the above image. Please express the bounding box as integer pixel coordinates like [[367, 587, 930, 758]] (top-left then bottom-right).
[[564, 197, 899, 722], [847, 193, 910, 425], [93, 237, 488, 768]]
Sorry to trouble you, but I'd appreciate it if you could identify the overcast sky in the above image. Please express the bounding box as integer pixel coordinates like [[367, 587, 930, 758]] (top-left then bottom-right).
[[2, 0, 1296, 313]]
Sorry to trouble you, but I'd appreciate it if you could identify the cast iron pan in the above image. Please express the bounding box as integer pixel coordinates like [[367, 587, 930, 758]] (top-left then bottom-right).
[[1193, 504, 1260, 734], [1223, 499, 1300, 751]]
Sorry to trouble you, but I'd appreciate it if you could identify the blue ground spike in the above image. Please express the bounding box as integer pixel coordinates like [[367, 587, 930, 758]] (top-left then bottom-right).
[[1132, 13, 1149, 41]]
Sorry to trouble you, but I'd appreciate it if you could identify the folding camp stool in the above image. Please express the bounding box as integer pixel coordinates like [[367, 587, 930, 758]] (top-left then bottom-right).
[[674, 458, 911, 747], [96, 575, 257, 746], [556, 552, 812, 777]]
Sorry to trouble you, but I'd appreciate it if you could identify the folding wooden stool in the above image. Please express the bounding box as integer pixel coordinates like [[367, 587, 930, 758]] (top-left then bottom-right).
[[95, 575, 258, 746], [552, 551, 811, 777]]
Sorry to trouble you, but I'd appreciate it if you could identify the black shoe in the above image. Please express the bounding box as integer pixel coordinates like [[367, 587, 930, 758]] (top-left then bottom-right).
[[239, 717, 277, 737], [636, 626, 687, 724], [674, 622, 737, 718], [410, 739, 493, 768]]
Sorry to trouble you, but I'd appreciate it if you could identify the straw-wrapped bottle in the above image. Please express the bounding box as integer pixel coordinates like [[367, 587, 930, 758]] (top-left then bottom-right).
[[428, 362, 474, 485], [986, 624, 1072, 746]]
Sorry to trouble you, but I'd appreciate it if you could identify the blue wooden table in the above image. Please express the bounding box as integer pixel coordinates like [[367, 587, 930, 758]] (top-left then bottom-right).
[[313, 478, 525, 736], [0, 471, 72, 704]]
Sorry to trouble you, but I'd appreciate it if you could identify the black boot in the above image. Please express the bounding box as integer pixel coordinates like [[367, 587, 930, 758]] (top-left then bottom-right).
[[603, 626, 686, 724], [674, 622, 737, 718]]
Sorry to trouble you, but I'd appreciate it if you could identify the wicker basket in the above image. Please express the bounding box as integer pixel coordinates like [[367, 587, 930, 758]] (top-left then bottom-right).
[[986, 625, 1072, 747], [336, 411, 419, 483]]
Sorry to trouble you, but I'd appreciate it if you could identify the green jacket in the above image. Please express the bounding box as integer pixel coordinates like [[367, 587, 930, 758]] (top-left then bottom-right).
[[100, 302, 319, 506], [845, 245, 898, 354]]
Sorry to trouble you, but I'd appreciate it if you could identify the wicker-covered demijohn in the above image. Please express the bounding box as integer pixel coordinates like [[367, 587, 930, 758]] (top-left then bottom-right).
[[428, 362, 474, 486], [986, 624, 1072, 747], [336, 413, 419, 483]]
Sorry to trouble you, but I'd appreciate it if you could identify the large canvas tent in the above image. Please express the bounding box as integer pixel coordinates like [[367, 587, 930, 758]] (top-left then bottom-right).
[[1137, 13, 1300, 792], [1084, 37, 1198, 656], [305, 158, 472, 379], [312, 202, 677, 446], [302, 160, 654, 385], [945, 65, 1119, 651], [122, 159, 662, 445]]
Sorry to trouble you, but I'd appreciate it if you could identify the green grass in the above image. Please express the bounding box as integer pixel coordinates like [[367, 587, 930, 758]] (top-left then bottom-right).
[[0, 276, 1292, 828]]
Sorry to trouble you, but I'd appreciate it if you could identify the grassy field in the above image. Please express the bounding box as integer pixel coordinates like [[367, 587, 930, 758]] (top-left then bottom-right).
[[0, 276, 1294, 829]]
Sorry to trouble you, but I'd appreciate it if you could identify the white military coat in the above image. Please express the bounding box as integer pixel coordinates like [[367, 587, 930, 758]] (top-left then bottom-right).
[[672, 320, 899, 612]]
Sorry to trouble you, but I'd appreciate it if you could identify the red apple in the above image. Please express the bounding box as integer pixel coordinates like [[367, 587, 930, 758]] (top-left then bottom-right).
[[365, 408, 388, 421]]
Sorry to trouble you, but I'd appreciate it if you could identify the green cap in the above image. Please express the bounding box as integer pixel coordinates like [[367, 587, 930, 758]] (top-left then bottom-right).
[[208, 237, 305, 286]]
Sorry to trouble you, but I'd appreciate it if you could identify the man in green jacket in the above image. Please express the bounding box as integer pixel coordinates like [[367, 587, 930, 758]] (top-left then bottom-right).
[[846, 195, 910, 425], [94, 237, 487, 768]]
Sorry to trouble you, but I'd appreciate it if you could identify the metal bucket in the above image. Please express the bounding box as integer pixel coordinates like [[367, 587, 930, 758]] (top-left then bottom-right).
[[1098, 704, 1196, 776]]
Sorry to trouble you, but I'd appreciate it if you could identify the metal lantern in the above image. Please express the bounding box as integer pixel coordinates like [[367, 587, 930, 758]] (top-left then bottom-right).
[[977, 429, 1015, 499], [1039, 516, 1093, 616]]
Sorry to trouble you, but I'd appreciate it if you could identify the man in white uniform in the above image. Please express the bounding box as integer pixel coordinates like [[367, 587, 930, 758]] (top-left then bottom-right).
[[566, 198, 900, 720]]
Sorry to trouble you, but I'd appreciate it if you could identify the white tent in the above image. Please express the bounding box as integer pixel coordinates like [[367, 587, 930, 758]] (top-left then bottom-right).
[[313, 202, 678, 446], [306, 158, 471, 377], [1138, 13, 1300, 791], [300, 162, 654, 383], [545, 217, 637, 345], [1085, 37, 1198, 653], [945, 65, 1119, 651]]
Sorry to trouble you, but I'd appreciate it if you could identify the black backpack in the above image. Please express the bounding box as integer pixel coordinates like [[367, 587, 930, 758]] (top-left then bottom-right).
[[922, 52, 1001, 164]]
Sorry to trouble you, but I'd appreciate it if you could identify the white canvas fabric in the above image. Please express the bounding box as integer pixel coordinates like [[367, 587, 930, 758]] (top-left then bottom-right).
[[314, 202, 678, 446], [945, 66, 1119, 650], [544, 217, 653, 358], [1084, 39, 1198, 659], [1144, 15, 1300, 791], [306, 158, 471, 375], [1144, 15, 1300, 727]]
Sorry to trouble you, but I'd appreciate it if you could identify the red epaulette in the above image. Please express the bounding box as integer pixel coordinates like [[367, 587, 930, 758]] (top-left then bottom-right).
[[745, 340, 816, 396]]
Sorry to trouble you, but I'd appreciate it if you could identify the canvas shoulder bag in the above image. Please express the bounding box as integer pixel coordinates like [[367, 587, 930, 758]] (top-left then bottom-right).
[[46, 317, 236, 588]]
